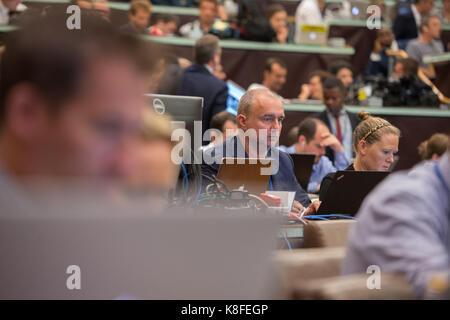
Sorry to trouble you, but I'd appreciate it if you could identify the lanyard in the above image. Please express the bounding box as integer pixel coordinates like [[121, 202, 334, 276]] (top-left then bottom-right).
[[434, 162, 450, 195], [269, 177, 273, 191]]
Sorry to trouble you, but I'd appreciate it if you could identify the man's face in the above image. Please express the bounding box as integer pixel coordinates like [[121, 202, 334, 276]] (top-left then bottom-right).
[[309, 75, 323, 100], [199, 1, 217, 26], [300, 124, 328, 164], [323, 87, 345, 116], [392, 62, 405, 79], [269, 10, 287, 34], [239, 94, 285, 148], [39, 57, 147, 178], [264, 63, 287, 93], [222, 120, 238, 141], [426, 17, 442, 40], [130, 9, 150, 32]]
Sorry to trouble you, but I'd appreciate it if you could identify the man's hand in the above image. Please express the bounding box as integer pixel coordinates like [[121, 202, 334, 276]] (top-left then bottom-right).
[[320, 133, 344, 153], [291, 200, 304, 213], [276, 26, 288, 44], [303, 200, 321, 216], [298, 84, 311, 100]]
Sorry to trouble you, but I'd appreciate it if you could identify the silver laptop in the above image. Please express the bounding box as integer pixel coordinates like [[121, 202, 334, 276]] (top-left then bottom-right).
[[0, 186, 280, 299]]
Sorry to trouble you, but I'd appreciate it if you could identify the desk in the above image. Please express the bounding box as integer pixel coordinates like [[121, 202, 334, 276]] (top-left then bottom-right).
[[280, 104, 450, 171]]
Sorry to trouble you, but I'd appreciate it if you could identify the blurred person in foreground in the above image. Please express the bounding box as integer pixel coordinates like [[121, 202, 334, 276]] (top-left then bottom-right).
[[342, 139, 449, 299], [418, 133, 449, 161], [0, 11, 156, 199]]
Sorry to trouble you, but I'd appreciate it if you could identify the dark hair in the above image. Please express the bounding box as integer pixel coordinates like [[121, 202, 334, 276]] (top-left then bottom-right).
[[322, 77, 346, 92], [328, 60, 353, 76], [210, 111, 237, 132], [397, 58, 419, 78], [265, 3, 286, 19], [418, 133, 449, 160], [308, 70, 333, 83], [297, 117, 324, 143], [0, 10, 157, 126], [264, 57, 287, 73], [156, 13, 180, 26], [199, 0, 217, 7], [194, 34, 220, 64]]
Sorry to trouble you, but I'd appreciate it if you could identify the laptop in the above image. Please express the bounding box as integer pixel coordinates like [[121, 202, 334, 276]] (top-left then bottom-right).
[[297, 24, 328, 46], [349, 0, 370, 20], [0, 192, 280, 299], [217, 157, 274, 195], [226, 80, 245, 115], [289, 153, 315, 192], [317, 170, 389, 216]]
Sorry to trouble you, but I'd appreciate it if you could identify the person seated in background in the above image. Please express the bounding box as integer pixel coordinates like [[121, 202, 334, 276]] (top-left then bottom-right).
[[202, 89, 320, 213], [406, 15, 444, 79], [294, 0, 325, 44], [201, 111, 238, 151], [366, 27, 399, 78], [393, 0, 435, 50], [265, 3, 289, 44], [0, 0, 27, 25], [342, 142, 449, 299], [313, 77, 359, 164], [0, 11, 156, 198], [248, 57, 287, 100], [319, 111, 400, 201], [279, 118, 349, 193], [120, 0, 152, 35], [328, 60, 357, 105], [418, 133, 449, 161], [149, 14, 179, 36], [391, 57, 419, 80], [179, 0, 219, 39], [297, 70, 333, 101], [177, 34, 228, 138]]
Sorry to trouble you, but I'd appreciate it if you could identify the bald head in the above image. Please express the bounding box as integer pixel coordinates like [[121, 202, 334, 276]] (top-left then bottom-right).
[[237, 89, 281, 118]]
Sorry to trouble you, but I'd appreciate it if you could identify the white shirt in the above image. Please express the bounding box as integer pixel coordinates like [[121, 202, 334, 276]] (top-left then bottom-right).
[[0, 0, 10, 25], [325, 109, 353, 162], [411, 4, 421, 34], [294, 0, 323, 44]]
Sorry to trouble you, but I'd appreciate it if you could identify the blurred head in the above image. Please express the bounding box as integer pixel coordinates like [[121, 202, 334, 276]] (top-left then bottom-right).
[[377, 27, 394, 48], [297, 118, 329, 164], [317, 0, 326, 12], [329, 60, 353, 88], [2, 0, 22, 10], [322, 77, 346, 116], [414, 0, 435, 16], [237, 89, 285, 149], [76, 0, 111, 21], [0, 12, 156, 179], [209, 111, 238, 145], [199, 0, 217, 27], [128, 0, 152, 33], [392, 58, 419, 79], [194, 34, 221, 69], [266, 4, 287, 35], [353, 111, 401, 171], [262, 57, 287, 93], [124, 109, 178, 193], [307, 70, 333, 100], [420, 15, 441, 40], [418, 133, 449, 160], [444, 0, 450, 14], [157, 14, 179, 36]]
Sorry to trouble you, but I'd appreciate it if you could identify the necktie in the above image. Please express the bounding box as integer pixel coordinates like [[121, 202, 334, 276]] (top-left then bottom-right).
[[335, 114, 342, 143]]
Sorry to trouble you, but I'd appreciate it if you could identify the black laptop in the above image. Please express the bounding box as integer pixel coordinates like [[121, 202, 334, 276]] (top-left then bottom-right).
[[289, 153, 315, 192], [317, 170, 389, 216]]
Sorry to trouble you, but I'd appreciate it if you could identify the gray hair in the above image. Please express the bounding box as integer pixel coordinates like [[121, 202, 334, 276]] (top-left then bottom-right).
[[237, 89, 279, 116]]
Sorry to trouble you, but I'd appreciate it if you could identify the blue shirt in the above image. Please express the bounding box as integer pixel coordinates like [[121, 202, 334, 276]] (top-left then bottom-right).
[[342, 152, 450, 298], [278, 144, 349, 192]]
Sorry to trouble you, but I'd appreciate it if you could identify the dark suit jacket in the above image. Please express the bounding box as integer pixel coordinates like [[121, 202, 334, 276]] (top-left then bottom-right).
[[177, 63, 228, 138], [393, 3, 418, 47], [201, 136, 312, 207], [313, 110, 359, 163]]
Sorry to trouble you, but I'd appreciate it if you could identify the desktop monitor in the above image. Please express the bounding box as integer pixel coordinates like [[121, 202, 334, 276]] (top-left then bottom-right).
[[226, 80, 246, 115]]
